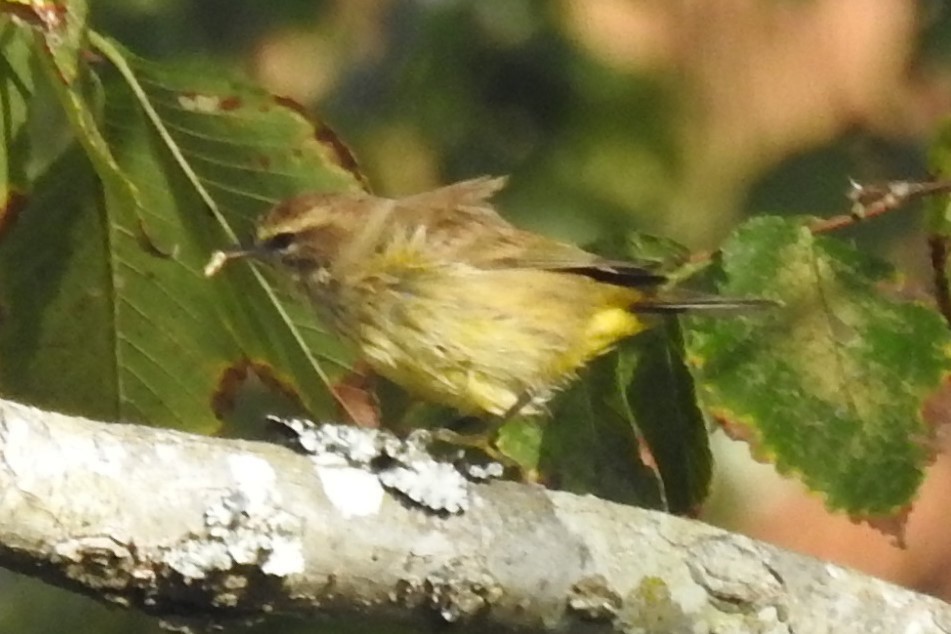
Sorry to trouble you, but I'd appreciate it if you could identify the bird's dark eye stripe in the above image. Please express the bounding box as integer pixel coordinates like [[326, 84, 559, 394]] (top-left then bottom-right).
[[262, 232, 296, 251]]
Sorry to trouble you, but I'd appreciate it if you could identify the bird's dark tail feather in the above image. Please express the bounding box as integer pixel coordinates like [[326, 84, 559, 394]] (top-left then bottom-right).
[[633, 296, 778, 314]]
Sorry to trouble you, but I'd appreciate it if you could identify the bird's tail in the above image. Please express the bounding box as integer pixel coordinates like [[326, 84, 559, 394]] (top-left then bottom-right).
[[632, 295, 778, 314]]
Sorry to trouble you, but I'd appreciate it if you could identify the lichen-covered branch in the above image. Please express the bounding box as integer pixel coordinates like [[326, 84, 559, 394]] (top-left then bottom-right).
[[0, 398, 947, 632]]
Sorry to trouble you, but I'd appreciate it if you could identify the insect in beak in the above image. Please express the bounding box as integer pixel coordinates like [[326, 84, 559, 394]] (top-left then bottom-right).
[[203, 246, 259, 277]]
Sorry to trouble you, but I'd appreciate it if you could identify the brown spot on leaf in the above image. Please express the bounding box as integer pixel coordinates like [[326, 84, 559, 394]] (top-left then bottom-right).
[[211, 359, 306, 420], [637, 441, 659, 474], [313, 125, 367, 190], [711, 411, 771, 460], [330, 367, 381, 428], [272, 95, 307, 118], [0, 190, 28, 240], [1, 1, 66, 31], [81, 49, 104, 65], [247, 360, 306, 410], [272, 95, 369, 191], [211, 360, 250, 419], [630, 429, 667, 509], [219, 95, 242, 111], [852, 506, 911, 548]]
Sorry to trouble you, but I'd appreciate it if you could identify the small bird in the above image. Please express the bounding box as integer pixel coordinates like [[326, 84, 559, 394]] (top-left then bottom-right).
[[207, 177, 768, 420]]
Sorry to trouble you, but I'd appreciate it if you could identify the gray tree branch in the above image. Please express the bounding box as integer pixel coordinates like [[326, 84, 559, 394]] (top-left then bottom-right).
[[0, 397, 947, 632]]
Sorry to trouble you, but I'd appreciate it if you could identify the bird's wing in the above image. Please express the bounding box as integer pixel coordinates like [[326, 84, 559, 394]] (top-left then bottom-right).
[[484, 234, 669, 286], [391, 176, 667, 287], [400, 176, 509, 216]]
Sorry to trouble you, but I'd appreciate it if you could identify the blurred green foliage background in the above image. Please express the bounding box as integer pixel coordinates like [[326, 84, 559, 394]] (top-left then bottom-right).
[[89, 0, 951, 256], [5, 0, 951, 631]]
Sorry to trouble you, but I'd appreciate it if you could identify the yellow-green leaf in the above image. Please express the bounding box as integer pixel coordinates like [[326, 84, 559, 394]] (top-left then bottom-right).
[[684, 216, 951, 520]]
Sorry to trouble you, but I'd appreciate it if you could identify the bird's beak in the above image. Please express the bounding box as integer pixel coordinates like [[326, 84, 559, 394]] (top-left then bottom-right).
[[203, 245, 261, 277]]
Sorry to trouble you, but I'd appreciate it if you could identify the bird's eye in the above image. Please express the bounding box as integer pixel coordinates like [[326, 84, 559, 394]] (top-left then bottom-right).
[[262, 232, 296, 252]]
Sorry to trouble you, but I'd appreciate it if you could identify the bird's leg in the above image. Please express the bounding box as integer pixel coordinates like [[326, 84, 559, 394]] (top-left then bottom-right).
[[501, 392, 535, 420], [431, 393, 535, 466]]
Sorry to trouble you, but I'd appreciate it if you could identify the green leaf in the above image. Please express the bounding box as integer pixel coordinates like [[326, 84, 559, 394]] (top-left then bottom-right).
[[0, 31, 366, 431], [588, 230, 691, 272], [494, 417, 544, 472], [684, 216, 951, 518], [0, 145, 117, 420], [502, 349, 668, 510], [0, 23, 33, 222], [614, 322, 712, 515], [27, 0, 88, 85], [1, 1, 85, 76]]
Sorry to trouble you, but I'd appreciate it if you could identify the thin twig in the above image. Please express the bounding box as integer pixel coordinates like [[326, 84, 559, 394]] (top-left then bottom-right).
[[687, 178, 951, 269], [821, 178, 951, 329], [808, 179, 951, 234]]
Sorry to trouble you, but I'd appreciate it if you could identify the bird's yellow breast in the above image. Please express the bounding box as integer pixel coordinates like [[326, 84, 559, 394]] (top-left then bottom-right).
[[334, 263, 646, 416]]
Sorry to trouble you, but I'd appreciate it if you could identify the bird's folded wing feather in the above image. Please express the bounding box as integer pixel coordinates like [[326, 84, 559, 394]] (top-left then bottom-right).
[[392, 177, 667, 287]]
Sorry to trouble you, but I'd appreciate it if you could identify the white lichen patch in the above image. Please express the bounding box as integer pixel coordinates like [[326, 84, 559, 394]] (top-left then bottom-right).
[[163, 538, 233, 580], [269, 417, 499, 515], [162, 458, 304, 581], [226, 454, 276, 511], [316, 460, 386, 518], [424, 559, 503, 623], [378, 462, 468, 514], [262, 536, 308, 576], [465, 461, 505, 481]]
